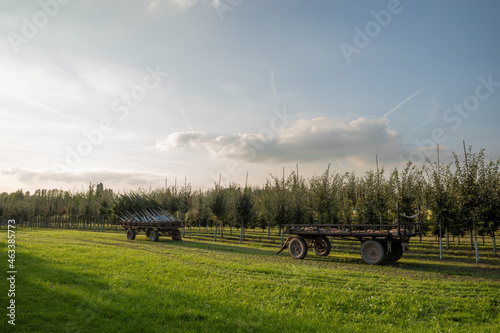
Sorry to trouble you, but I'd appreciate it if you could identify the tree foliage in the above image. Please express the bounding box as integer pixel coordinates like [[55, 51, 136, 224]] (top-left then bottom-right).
[[1, 147, 499, 247]]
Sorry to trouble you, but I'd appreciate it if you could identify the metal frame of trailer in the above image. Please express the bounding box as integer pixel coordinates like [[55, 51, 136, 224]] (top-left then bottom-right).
[[117, 208, 184, 242], [277, 203, 423, 265], [119, 220, 184, 242]]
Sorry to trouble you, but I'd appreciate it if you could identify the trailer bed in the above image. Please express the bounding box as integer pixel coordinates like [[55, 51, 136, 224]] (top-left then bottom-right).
[[278, 204, 423, 265], [117, 209, 184, 242], [285, 223, 420, 239]]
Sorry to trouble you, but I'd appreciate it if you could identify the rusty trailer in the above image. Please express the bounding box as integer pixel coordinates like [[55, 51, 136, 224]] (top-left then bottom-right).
[[117, 208, 184, 242], [277, 203, 422, 265]]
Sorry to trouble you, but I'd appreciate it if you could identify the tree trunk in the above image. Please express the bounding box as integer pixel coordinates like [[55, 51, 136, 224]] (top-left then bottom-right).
[[493, 235, 497, 257], [240, 218, 243, 244], [446, 228, 449, 249], [214, 218, 218, 241]]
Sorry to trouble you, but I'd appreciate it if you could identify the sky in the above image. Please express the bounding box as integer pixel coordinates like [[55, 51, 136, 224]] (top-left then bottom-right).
[[1, 0, 499, 193]]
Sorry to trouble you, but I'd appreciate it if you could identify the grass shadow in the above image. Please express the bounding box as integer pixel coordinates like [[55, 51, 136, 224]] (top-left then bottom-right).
[[3, 252, 296, 333]]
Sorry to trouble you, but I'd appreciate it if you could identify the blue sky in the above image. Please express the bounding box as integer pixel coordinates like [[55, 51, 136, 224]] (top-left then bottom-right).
[[1, 0, 499, 192]]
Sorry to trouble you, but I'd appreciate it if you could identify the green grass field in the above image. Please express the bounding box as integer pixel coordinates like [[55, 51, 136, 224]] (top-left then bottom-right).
[[1, 228, 499, 332]]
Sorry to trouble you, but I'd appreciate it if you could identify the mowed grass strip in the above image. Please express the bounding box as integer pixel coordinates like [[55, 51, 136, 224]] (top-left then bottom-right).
[[1, 229, 499, 333]]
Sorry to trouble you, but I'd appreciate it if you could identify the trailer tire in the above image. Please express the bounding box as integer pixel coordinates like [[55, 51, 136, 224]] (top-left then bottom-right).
[[289, 238, 308, 259], [150, 230, 159, 242], [171, 229, 182, 241], [145, 228, 152, 239], [313, 237, 331, 256], [386, 241, 403, 262], [360, 240, 385, 265], [126, 229, 136, 240]]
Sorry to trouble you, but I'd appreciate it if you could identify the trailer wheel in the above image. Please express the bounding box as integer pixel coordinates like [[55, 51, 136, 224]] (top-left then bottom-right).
[[360, 240, 385, 265], [145, 228, 152, 239], [126, 229, 136, 240], [313, 237, 331, 256], [150, 230, 159, 242], [289, 238, 308, 259], [386, 241, 403, 262], [171, 229, 182, 241]]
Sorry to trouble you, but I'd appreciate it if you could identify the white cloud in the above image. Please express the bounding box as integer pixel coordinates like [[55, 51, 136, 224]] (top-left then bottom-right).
[[0, 49, 182, 188], [146, 0, 201, 12], [157, 131, 206, 149], [172, 0, 200, 10], [209, 0, 222, 8], [147, 1, 161, 12], [157, 117, 406, 164], [0, 51, 148, 124], [2, 167, 165, 189]]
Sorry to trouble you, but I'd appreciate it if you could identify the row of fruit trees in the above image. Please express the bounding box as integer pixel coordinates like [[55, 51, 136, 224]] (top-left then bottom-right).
[[0, 146, 498, 255]]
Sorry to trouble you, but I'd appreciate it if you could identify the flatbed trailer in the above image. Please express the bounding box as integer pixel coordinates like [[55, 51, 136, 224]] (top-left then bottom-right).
[[117, 209, 184, 242], [278, 204, 422, 265], [119, 220, 184, 242]]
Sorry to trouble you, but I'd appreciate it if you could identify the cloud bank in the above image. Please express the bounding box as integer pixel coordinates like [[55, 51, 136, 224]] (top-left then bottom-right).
[[2, 167, 164, 189], [157, 117, 405, 164]]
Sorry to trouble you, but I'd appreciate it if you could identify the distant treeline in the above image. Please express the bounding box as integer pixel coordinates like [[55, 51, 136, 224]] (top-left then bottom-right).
[[1, 147, 499, 242]]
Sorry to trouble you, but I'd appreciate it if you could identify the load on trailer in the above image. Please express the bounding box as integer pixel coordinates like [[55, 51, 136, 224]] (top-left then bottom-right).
[[277, 203, 422, 265], [117, 208, 184, 242]]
